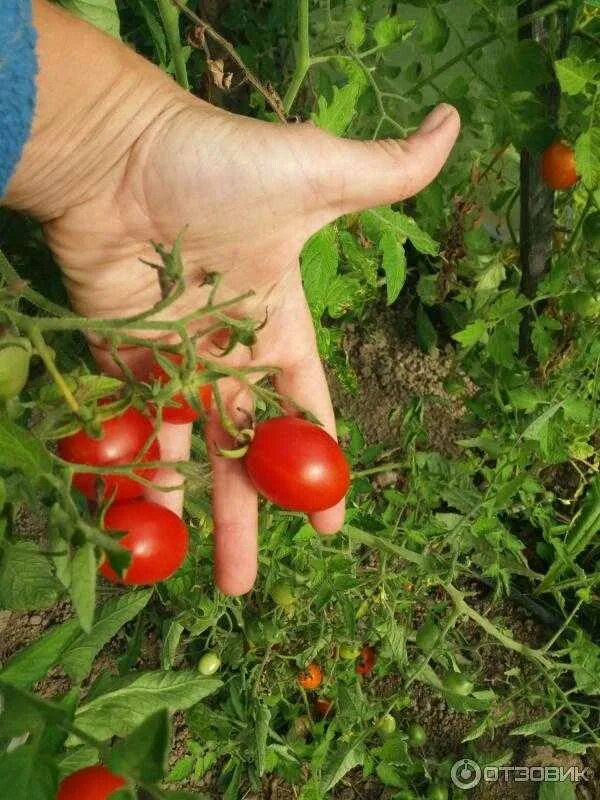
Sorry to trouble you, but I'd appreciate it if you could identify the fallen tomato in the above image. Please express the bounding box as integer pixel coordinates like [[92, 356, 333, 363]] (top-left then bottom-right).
[[244, 416, 350, 512], [57, 764, 126, 800], [58, 406, 160, 502], [298, 662, 323, 690], [149, 352, 211, 424], [100, 500, 188, 585]]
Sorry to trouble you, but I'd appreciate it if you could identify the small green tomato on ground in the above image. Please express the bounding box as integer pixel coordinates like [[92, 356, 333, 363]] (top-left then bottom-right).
[[407, 722, 427, 747], [270, 580, 296, 607], [442, 670, 474, 696], [339, 643, 361, 660], [198, 651, 221, 676], [377, 714, 397, 736]]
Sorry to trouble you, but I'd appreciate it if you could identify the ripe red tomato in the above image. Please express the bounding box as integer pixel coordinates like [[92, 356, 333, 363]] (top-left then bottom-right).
[[58, 406, 160, 502], [244, 417, 350, 512], [57, 764, 126, 800], [541, 141, 578, 190], [100, 500, 189, 585], [297, 662, 323, 690], [314, 697, 333, 718], [149, 352, 211, 424], [356, 645, 376, 676]]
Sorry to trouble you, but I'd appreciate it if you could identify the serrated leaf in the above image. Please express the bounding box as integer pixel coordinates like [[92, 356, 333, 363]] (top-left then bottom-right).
[[313, 83, 362, 136], [74, 671, 222, 740], [0, 617, 80, 688], [416, 305, 437, 353], [538, 734, 589, 754], [108, 709, 170, 783], [0, 418, 53, 484], [0, 542, 59, 610], [452, 319, 487, 348], [488, 322, 518, 367], [380, 230, 407, 304], [510, 718, 553, 736], [61, 589, 153, 682], [321, 738, 364, 792], [555, 56, 597, 96], [575, 127, 600, 189], [345, 9, 366, 48], [69, 543, 96, 633], [362, 207, 438, 255], [522, 402, 562, 442], [254, 703, 271, 777], [301, 226, 338, 316], [539, 782, 576, 800], [374, 15, 416, 47], [497, 41, 551, 92], [420, 7, 449, 53], [0, 746, 58, 800], [375, 762, 404, 787], [57, 0, 120, 38]]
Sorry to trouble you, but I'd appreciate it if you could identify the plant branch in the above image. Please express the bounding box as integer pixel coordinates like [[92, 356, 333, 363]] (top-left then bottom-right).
[[157, 0, 189, 90], [283, 0, 311, 114]]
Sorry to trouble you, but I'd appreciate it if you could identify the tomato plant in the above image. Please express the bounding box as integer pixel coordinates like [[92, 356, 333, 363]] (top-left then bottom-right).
[[57, 406, 160, 501], [149, 351, 212, 424], [356, 645, 376, 676], [244, 416, 350, 512], [100, 500, 189, 585], [57, 765, 126, 800], [297, 662, 322, 691], [541, 140, 578, 190]]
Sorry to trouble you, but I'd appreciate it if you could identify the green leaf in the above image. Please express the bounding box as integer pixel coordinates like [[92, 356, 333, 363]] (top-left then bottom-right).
[[538, 734, 589, 755], [57, 0, 120, 38], [569, 632, 600, 695], [508, 386, 545, 412], [254, 702, 271, 777], [0, 617, 80, 688], [0, 542, 59, 610], [362, 208, 438, 255], [375, 763, 404, 788], [374, 15, 416, 47], [313, 83, 362, 136], [74, 671, 222, 740], [108, 709, 170, 783], [301, 226, 339, 316], [380, 231, 407, 304], [575, 127, 600, 189], [416, 305, 438, 353], [452, 319, 487, 348], [321, 738, 364, 792], [0, 746, 58, 800], [538, 782, 576, 800], [497, 41, 551, 92], [69, 543, 96, 634], [522, 402, 562, 442], [0, 417, 53, 485], [555, 56, 597, 96], [419, 7, 449, 54], [345, 9, 366, 49], [488, 322, 518, 367], [510, 718, 553, 737], [61, 589, 153, 682]]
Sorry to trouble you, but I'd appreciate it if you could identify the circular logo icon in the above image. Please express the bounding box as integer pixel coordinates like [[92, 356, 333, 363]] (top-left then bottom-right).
[[451, 759, 482, 790]]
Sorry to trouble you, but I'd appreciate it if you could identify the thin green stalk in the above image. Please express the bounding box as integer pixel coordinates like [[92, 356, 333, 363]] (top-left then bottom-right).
[[28, 325, 81, 414], [0, 247, 68, 318], [565, 190, 593, 253], [157, 0, 189, 91], [283, 0, 311, 114], [352, 462, 405, 478]]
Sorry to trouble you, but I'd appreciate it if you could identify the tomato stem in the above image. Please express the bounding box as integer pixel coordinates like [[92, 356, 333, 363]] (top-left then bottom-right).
[[283, 0, 311, 114], [28, 326, 81, 415]]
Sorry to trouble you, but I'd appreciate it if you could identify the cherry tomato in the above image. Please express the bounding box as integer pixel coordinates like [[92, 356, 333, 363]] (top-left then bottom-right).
[[339, 643, 361, 660], [100, 500, 188, 585], [407, 722, 427, 747], [314, 697, 333, 718], [356, 645, 376, 676], [58, 407, 160, 502], [541, 141, 578, 190], [427, 783, 449, 800], [0, 337, 31, 399], [57, 764, 126, 800], [415, 620, 440, 653], [298, 662, 322, 690], [198, 651, 221, 675], [244, 417, 350, 512], [377, 714, 396, 736], [149, 352, 211, 424], [270, 580, 296, 608], [442, 671, 474, 697]]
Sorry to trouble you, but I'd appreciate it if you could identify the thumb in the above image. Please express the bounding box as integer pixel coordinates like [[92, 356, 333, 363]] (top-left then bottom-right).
[[311, 103, 460, 218]]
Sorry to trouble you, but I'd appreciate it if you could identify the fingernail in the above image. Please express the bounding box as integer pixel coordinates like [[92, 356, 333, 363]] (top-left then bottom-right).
[[419, 103, 458, 134]]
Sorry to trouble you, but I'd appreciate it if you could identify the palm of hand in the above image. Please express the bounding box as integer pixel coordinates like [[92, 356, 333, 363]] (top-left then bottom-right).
[[43, 97, 460, 595]]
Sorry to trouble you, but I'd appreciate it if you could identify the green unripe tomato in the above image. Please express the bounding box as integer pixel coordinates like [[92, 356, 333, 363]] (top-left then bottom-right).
[[270, 580, 295, 608], [377, 714, 397, 736], [427, 783, 448, 800], [442, 671, 474, 697], [339, 643, 360, 660], [197, 651, 221, 676], [407, 722, 427, 747], [415, 619, 440, 653], [0, 337, 31, 399]]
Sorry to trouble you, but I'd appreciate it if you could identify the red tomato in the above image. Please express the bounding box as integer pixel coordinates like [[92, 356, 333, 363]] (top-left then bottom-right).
[[57, 765, 126, 800], [58, 407, 160, 502], [356, 645, 376, 676], [541, 141, 578, 190], [149, 352, 211, 424], [297, 662, 323, 690], [314, 697, 333, 718], [244, 417, 350, 512], [100, 500, 189, 585]]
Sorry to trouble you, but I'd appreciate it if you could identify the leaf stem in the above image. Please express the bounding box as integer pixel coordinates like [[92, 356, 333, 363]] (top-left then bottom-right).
[[157, 0, 189, 90], [28, 326, 81, 415], [283, 0, 311, 114]]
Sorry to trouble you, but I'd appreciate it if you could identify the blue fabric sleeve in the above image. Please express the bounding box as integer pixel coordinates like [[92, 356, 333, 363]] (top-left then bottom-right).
[[0, 0, 37, 197]]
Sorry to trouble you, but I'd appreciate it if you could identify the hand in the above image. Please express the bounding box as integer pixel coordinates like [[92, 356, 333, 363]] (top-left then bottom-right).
[[5, 0, 460, 595]]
